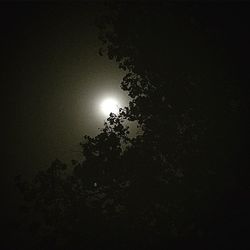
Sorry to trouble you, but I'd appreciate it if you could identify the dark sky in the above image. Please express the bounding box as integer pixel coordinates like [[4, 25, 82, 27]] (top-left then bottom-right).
[[1, 1, 250, 234], [1, 3, 250, 248], [1, 3, 129, 216]]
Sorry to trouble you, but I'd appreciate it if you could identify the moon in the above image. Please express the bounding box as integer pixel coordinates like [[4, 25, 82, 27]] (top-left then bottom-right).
[[100, 97, 120, 116]]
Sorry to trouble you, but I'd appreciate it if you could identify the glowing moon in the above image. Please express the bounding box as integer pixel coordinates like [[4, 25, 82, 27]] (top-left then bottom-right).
[[100, 98, 120, 116]]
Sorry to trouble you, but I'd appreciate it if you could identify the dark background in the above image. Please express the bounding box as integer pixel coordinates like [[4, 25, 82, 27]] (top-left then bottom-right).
[[1, 1, 250, 248]]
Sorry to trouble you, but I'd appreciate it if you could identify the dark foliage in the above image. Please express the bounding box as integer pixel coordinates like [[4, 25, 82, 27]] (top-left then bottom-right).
[[15, 3, 249, 249]]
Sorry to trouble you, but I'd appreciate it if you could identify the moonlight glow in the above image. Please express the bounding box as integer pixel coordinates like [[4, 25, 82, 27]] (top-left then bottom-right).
[[100, 98, 120, 116]]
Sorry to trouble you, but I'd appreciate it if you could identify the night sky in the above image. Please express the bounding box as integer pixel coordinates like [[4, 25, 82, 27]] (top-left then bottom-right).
[[1, 2, 250, 249], [2, 3, 130, 221]]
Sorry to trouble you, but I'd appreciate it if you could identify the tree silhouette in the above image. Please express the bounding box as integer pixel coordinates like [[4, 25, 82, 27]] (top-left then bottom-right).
[[16, 3, 249, 249]]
